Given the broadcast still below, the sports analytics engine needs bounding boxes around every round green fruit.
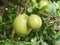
[14,13,30,35]
[39,0,49,9]
[28,14,42,30]
[39,0,50,13]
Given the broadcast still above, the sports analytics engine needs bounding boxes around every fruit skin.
[14,13,30,35]
[28,14,42,30]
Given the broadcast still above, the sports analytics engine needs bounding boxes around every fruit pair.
[13,13,42,35]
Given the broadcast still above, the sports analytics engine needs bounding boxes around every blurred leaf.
[0,16,2,23]
[56,39,60,45]
[57,1,60,8]
[41,42,48,45]
[5,42,10,45]
[27,7,33,13]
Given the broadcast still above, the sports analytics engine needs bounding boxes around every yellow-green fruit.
[14,14,30,35]
[39,0,49,9]
[28,14,42,30]
[39,0,50,13]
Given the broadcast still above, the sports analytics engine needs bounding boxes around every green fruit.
[28,14,42,30]
[14,13,30,35]
[39,0,49,9]
[39,0,50,13]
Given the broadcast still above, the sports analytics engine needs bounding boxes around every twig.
[48,18,60,31]
[38,11,60,31]
[16,5,24,15]
[39,11,50,17]
[11,29,15,39]
[55,25,60,31]
[24,0,30,13]
[16,5,20,16]
[37,11,55,19]
[19,8,24,14]
[11,4,21,38]
[49,18,60,24]
[0,40,5,42]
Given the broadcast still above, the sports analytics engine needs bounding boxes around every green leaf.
[27,7,33,13]
[32,3,38,8]
[57,1,60,9]
[0,16,2,23]
[41,42,48,45]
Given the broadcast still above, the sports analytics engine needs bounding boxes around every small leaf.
[32,3,38,8]
[27,7,33,13]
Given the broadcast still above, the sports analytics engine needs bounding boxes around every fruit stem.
[11,29,15,39]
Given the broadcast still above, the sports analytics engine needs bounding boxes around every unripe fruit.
[39,0,49,9]
[14,13,30,35]
[28,14,42,30]
[39,0,50,13]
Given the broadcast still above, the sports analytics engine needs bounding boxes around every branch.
[55,25,60,31]
[37,11,55,19]
[49,18,60,24]
[24,0,30,13]
[0,40,5,42]
[49,18,60,31]
[16,5,20,16]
